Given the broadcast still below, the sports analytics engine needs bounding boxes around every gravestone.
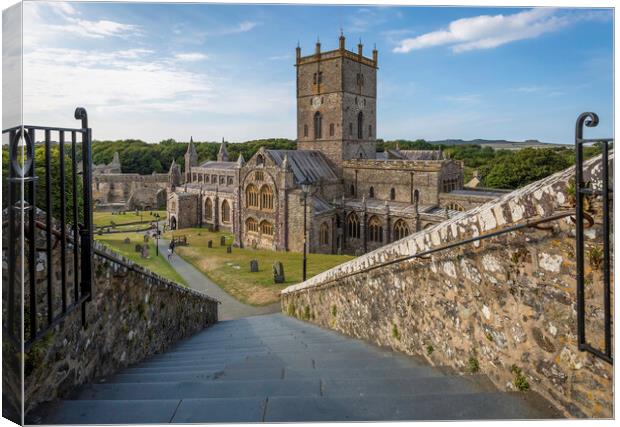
[135,244,142,253]
[143,234,149,243]
[123,237,131,244]
[227,245,232,254]
[220,236,226,246]
[273,262,285,284]
[207,240,213,248]
[141,246,149,258]
[250,260,259,273]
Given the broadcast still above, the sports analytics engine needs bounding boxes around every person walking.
[167,241,173,261]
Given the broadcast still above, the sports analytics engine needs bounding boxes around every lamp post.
[155,213,160,256]
[300,180,311,282]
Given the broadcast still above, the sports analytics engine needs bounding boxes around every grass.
[95,230,187,286]
[163,228,354,306]
[93,210,166,227]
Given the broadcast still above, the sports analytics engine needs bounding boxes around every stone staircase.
[34,314,562,423]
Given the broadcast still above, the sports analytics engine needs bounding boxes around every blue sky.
[15,2,613,144]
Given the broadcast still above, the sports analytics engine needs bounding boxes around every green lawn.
[163,228,354,306]
[95,230,187,287]
[93,210,166,227]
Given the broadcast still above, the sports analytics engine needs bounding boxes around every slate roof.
[266,150,339,184]
[448,189,507,198]
[198,161,238,170]
[397,150,443,161]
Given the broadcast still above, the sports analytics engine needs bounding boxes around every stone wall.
[22,238,218,417]
[281,154,613,418]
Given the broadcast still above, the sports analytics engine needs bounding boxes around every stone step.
[83,376,493,401]
[74,379,321,400]
[262,392,563,421]
[107,366,445,383]
[37,391,561,424]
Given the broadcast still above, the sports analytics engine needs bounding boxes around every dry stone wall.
[18,236,218,417]
[281,154,613,418]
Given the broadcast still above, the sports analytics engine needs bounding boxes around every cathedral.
[167,35,505,255]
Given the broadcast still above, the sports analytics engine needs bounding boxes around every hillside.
[426,139,568,150]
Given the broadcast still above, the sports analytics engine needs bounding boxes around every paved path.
[35,314,562,423]
[157,237,280,320]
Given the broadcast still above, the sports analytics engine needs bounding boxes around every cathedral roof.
[198,161,237,170]
[266,150,339,184]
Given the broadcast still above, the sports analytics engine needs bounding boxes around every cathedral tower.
[296,33,378,174]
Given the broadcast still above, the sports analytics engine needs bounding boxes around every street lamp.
[300,180,311,282]
[155,213,160,256]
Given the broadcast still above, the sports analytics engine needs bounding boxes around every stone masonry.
[4,220,219,418]
[281,154,614,418]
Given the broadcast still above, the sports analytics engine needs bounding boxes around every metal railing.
[3,108,93,348]
[575,112,613,364]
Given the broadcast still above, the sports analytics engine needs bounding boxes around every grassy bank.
[163,228,353,306]
[95,230,187,286]
[93,210,166,227]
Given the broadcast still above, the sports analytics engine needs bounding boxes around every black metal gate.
[3,107,93,349]
[574,112,613,364]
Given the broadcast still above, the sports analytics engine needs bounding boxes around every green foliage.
[331,305,337,317]
[468,356,480,373]
[91,138,296,175]
[588,246,604,271]
[426,344,434,355]
[510,365,530,391]
[303,305,311,320]
[392,324,400,341]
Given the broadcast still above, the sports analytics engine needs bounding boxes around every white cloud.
[393,8,570,54]
[23,1,141,47]
[219,21,259,35]
[174,52,209,61]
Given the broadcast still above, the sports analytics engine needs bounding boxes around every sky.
[5,1,614,144]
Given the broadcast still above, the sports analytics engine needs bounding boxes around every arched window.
[390,188,396,201]
[357,111,363,139]
[246,217,258,233]
[246,184,259,208]
[368,216,382,243]
[314,112,322,139]
[329,123,335,136]
[369,186,374,198]
[205,198,213,220]
[260,185,274,211]
[260,220,274,236]
[303,124,308,137]
[347,213,360,239]
[394,219,410,241]
[350,184,355,196]
[221,200,231,223]
[349,122,353,136]
[256,154,264,166]
[319,222,329,245]
[446,202,465,212]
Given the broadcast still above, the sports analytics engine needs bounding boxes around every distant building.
[92,152,179,211]
[168,35,502,255]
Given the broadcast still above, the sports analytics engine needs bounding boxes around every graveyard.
[163,228,354,306]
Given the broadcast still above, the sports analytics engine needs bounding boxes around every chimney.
[358,39,363,57]
[372,44,378,65]
[296,42,301,63]
[315,38,321,55]
[339,30,345,51]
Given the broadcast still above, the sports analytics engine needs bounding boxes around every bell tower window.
[314,111,322,139]
[303,124,308,137]
[357,111,363,139]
